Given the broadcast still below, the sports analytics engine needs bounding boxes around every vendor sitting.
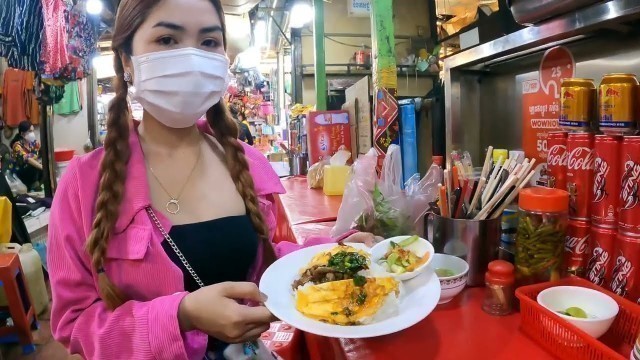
[10,121,43,190]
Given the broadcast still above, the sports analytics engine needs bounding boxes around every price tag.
[539,46,576,99]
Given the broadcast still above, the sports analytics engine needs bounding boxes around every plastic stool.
[261,321,302,360]
[0,254,37,354]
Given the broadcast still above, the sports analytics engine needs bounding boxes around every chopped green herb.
[328,251,369,275]
[330,312,339,316]
[353,274,367,287]
[356,291,367,305]
[343,307,353,317]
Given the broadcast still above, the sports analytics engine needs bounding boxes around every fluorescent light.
[254,20,267,47]
[86,0,103,15]
[290,3,314,28]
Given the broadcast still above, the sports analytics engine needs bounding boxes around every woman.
[48,1,371,359]
[236,111,254,146]
[9,120,42,190]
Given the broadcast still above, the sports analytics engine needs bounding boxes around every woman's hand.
[342,232,381,247]
[178,282,277,343]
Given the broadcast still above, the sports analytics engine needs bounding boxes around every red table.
[276,177,555,360]
[275,177,342,244]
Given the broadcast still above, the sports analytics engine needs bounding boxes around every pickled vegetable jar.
[515,187,569,285]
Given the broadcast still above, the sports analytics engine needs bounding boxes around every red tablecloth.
[274,178,555,360]
[274,177,342,244]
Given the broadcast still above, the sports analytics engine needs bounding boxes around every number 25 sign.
[539,46,576,99]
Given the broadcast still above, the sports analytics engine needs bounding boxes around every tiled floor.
[1,305,78,360]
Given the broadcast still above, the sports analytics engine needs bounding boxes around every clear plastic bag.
[307,159,329,189]
[331,145,443,239]
[4,171,27,195]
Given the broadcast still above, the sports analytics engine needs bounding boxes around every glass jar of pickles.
[515,187,569,286]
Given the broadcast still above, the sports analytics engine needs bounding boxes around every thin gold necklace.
[142,142,203,215]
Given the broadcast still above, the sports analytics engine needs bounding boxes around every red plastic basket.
[516,277,640,360]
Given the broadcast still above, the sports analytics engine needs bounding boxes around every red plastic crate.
[516,277,640,360]
[261,321,302,360]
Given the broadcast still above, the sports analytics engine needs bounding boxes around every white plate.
[259,243,441,338]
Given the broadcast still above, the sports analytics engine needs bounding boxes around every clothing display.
[164,215,259,357]
[53,81,80,115]
[40,0,69,77]
[0,0,44,71]
[2,68,40,126]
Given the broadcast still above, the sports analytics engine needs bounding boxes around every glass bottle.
[483,260,515,316]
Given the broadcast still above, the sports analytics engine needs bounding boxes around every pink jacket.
[48,123,337,359]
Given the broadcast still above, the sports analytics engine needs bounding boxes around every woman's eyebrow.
[152,21,185,32]
[200,25,223,34]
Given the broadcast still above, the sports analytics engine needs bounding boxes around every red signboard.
[307,110,352,166]
[522,46,576,185]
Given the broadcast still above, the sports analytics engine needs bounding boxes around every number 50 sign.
[539,46,576,99]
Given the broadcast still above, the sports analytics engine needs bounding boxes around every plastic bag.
[4,172,27,196]
[307,159,328,189]
[331,145,443,239]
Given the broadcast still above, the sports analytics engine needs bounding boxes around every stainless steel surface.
[444,0,640,162]
[509,0,602,25]
[428,214,501,287]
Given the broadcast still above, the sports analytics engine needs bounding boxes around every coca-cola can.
[586,226,616,288]
[610,232,640,303]
[564,219,591,277]
[566,132,595,220]
[620,136,640,235]
[547,131,568,190]
[592,135,622,227]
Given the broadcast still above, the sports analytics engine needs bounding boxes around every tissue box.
[323,165,350,196]
[307,110,352,166]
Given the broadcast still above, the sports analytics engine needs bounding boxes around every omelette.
[295,277,400,325]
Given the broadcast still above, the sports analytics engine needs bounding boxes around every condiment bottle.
[515,187,569,286]
[483,260,515,316]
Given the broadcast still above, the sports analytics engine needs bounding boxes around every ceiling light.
[290,3,314,28]
[253,20,267,47]
[86,0,103,15]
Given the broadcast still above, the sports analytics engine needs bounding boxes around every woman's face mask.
[24,131,36,143]
[128,47,230,128]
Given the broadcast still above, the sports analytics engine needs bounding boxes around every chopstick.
[438,184,449,218]
[468,176,486,217]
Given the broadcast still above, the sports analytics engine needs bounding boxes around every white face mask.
[24,132,36,143]
[129,48,230,128]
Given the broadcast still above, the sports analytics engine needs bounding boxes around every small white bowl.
[537,286,619,339]
[430,254,469,304]
[370,236,434,281]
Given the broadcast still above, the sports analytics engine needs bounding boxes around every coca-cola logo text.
[567,147,594,171]
[548,145,567,167]
[593,156,610,203]
[565,235,589,255]
[587,247,609,286]
[621,158,640,210]
[611,255,633,296]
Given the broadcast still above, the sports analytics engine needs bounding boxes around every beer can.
[610,232,640,302]
[592,135,622,227]
[564,219,590,277]
[599,73,639,135]
[566,132,595,220]
[546,131,568,190]
[586,225,616,288]
[560,78,596,132]
[619,136,640,235]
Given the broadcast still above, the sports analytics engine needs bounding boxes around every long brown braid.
[87,0,272,310]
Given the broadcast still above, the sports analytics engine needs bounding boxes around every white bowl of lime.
[371,235,434,281]
[537,286,619,339]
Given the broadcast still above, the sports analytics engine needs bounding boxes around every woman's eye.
[201,38,221,48]
[156,36,177,46]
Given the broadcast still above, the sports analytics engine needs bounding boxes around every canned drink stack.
[547,131,568,190]
[599,73,639,135]
[619,136,640,235]
[610,232,640,302]
[586,226,616,288]
[564,219,591,277]
[560,78,596,132]
[566,133,595,220]
[591,135,622,228]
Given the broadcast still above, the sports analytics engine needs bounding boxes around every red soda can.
[546,131,568,190]
[591,135,622,227]
[586,226,617,288]
[619,136,640,235]
[563,219,591,277]
[610,232,640,302]
[566,132,595,220]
